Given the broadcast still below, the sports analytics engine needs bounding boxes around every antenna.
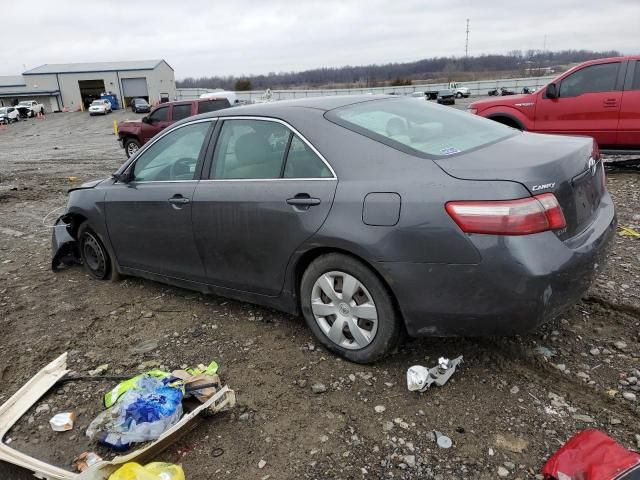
[465,18,470,57]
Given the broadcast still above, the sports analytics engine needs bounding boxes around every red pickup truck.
[117,97,231,157]
[469,56,640,152]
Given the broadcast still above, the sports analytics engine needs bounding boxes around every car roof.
[210,94,391,118]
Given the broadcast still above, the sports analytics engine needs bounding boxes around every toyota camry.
[51,95,616,363]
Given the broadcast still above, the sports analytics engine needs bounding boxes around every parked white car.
[88,99,112,116]
[0,106,20,124]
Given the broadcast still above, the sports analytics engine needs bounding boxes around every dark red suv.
[117,97,231,157]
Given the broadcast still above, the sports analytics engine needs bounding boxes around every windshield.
[0,108,7,114]
[91,100,103,106]
[326,97,515,157]
[134,99,148,105]
[18,101,31,106]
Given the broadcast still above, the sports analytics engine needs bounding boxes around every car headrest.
[386,117,407,137]
[234,132,269,165]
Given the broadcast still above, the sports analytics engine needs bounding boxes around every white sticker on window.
[439,147,461,155]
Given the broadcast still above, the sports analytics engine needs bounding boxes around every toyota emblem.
[588,157,597,176]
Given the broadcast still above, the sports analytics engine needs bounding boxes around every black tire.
[456,92,463,98]
[300,253,403,363]
[124,138,141,158]
[78,222,120,281]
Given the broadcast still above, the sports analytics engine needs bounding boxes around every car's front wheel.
[78,222,119,281]
[124,138,141,158]
[300,253,403,363]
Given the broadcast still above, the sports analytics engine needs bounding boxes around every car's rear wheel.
[78,222,119,281]
[300,253,403,363]
[124,138,141,158]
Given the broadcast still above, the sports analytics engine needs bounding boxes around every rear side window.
[632,62,640,90]
[284,135,332,178]
[198,99,231,114]
[172,103,192,121]
[327,97,514,158]
[559,62,620,97]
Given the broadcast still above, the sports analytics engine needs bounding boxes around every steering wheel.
[169,157,195,180]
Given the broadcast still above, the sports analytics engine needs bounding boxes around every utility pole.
[465,18,470,57]
[543,34,547,52]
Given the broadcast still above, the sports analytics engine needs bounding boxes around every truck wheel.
[456,92,463,98]
[124,138,141,158]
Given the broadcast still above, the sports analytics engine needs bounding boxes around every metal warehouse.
[0,59,175,112]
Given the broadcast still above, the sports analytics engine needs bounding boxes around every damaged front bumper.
[51,216,78,271]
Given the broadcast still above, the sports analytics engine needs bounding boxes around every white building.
[0,59,176,112]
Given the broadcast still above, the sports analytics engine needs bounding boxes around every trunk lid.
[434,132,605,240]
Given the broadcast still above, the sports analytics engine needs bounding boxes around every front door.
[535,61,623,147]
[619,60,640,148]
[105,120,213,281]
[192,118,337,295]
[140,104,172,143]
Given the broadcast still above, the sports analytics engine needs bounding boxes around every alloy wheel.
[311,271,378,350]
[126,142,139,156]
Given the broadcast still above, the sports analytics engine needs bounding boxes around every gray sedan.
[52,95,616,363]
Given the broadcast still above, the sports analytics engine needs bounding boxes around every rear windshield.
[326,97,515,157]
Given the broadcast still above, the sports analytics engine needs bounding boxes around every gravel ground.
[0,109,638,480]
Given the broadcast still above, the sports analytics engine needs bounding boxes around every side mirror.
[112,172,130,183]
[546,83,558,99]
[142,116,150,124]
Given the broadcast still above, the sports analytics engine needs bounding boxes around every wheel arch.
[483,110,528,130]
[291,247,406,329]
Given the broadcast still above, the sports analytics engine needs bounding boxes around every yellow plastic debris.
[619,226,640,238]
[68,176,78,182]
[108,462,185,480]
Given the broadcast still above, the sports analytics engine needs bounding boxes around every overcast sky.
[3,0,638,78]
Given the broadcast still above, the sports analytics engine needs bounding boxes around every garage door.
[121,77,148,97]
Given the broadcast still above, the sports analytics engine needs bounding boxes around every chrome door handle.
[168,196,190,205]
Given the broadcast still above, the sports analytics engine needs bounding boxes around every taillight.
[601,160,607,190]
[445,193,566,235]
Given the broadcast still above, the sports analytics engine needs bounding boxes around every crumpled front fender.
[51,215,79,271]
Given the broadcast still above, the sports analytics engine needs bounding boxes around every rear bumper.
[376,192,617,337]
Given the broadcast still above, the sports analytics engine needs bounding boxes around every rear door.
[140,104,172,143]
[105,120,214,281]
[192,117,337,295]
[534,61,624,147]
[618,60,640,148]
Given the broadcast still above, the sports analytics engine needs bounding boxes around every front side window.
[172,104,192,121]
[327,97,514,158]
[148,106,168,122]
[132,122,211,182]
[211,119,290,179]
[559,62,620,98]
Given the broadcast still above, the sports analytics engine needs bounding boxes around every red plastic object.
[542,430,640,480]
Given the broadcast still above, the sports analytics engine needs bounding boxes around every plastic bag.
[108,462,185,480]
[87,376,183,450]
